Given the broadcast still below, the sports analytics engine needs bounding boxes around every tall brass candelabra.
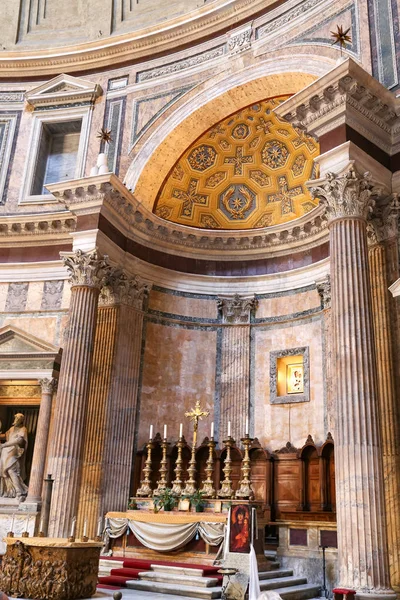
[200,438,216,498]
[153,438,169,496]
[218,437,235,498]
[183,400,209,495]
[236,435,254,499]
[136,439,154,497]
[171,437,185,496]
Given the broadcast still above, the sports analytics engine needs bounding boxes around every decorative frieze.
[217,294,257,324]
[228,27,252,55]
[62,250,111,289]
[369,195,400,243]
[100,270,151,310]
[308,166,376,221]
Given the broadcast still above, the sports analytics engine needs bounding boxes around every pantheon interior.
[0,0,399,599]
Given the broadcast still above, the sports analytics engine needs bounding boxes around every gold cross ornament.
[185,400,210,433]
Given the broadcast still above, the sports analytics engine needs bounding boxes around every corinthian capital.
[62,249,111,289]
[369,195,400,243]
[308,166,376,221]
[38,378,57,394]
[100,269,152,310]
[217,294,257,324]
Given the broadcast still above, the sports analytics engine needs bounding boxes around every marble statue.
[0,413,28,501]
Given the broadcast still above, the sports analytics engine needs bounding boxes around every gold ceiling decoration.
[154,97,320,230]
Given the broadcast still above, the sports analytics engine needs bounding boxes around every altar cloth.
[105,512,226,552]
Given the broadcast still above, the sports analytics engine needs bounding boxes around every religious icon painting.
[286,363,304,394]
[229,504,251,553]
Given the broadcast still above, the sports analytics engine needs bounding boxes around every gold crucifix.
[183,400,210,495]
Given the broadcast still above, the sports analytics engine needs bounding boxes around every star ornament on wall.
[97,128,113,144]
[331,25,352,52]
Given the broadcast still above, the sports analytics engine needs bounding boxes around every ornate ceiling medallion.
[154,97,319,230]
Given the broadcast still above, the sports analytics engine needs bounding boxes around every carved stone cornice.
[274,58,400,155]
[217,294,257,324]
[369,195,400,244]
[48,174,329,261]
[316,275,331,309]
[61,249,111,289]
[308,165,376,222]
[100,269,152,310]
[0,212,76,245]
[228,25,252,55]
[38,378,57,395]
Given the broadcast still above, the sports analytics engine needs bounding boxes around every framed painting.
[229,504,251,553]
[286,363,304,394]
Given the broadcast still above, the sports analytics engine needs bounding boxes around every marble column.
[217,295,257,442]
[309,167,395,599]
[316,277,334,434]
[25,378,57,506]
[77,271,150,538]
[48,249,110,538]
[368,198,400,592]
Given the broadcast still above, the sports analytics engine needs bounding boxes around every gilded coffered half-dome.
[154,98,320,230]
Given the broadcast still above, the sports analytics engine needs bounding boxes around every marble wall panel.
[2,315,58,346]
[253,317,325,451]
[41,280,64,310]
[257,289,320,320]
[148,289,218,320]
[138,321,217,446]
[26,281,44,311]
[5,282,28,311]
[0,284,8,312]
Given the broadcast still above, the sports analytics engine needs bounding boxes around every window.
[20,107,92,205]
[31,120,82,195]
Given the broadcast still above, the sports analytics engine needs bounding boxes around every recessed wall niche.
[270,346,310,404]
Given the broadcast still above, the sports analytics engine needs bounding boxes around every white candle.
[163,424,167,439]
[245,417,249,435]
[211,422,214,439]
[70,517,76,538]
[39,517,44,533]
[97,517,102,538]
[179,423,183,438]
[149,424,153,440]
[24,514,30,533]
[228,421,231,437]
[10,513,15,533]
[83,518,87,538]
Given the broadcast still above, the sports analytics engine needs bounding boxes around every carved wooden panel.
[274,454,301,516]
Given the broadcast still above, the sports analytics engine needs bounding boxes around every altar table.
[0,537,103,600]
[105,510,226,552]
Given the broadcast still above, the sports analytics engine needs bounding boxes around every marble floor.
[11,590,200,600]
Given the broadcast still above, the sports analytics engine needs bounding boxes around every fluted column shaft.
[48,250,109,538]
[309,168,395,599]
[77,272,149,538]
[26,378,56,504]
[369,240,400,591]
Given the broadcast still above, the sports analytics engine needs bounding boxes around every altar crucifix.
[183,400,210,495]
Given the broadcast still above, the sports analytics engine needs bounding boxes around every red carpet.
[98,557,222,588]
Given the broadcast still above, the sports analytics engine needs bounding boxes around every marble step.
[259,569,294,580]
[151,564,206,577]
[270,583,321,600]
[260,576,308,590]
[139,571,220,588]
[126,579,223,598]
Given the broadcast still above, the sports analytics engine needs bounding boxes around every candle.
[10,513,15,533]
[179,423,183,438]
[211,422,214,439]
[39,517,44,533]
[245,417,249,436]
[83,518,87,538]
[70,517,76,538]
[97,517,102,538]
[163,424,167,439]
[228,421,231,437]
[24,514,30,532]
[149,424,153,440]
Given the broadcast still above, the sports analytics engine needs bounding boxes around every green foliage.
[153,488,176,512]
[128,498,137,510]
[185,489,206,508]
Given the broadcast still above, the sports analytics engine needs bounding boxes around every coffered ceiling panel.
[154,97,320,230]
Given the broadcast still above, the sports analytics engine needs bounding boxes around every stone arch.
[125,52,336,212]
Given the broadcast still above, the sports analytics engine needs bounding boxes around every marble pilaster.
[48,249,110,538]
[309,167,395,599]
[217,295,256,442]
[368,198,400,592]
[77,271,150,538]
[25,378,57,506]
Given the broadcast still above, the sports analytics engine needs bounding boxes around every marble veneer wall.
[137,284,329,453]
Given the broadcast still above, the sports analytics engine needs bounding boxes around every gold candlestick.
[183,400,210,496]
[236,435,254,499]
[171,437,185,496]
[218,437,235,498]
[136,439,154,497]
[153,438,169,496]
[200,438,216,498]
